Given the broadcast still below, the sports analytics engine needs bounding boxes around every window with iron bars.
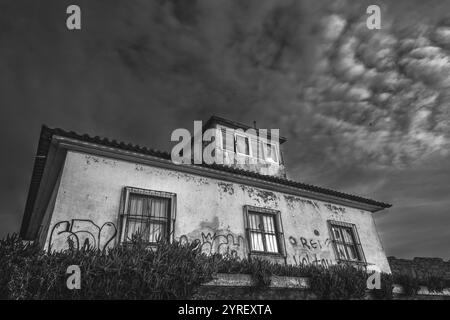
[119,187,176,244]
[327,220,366,265]
[243,205,286,256]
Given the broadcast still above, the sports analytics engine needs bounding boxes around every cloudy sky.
[1,0,449,259]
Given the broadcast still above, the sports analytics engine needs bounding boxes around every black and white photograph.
[1,0,450,310]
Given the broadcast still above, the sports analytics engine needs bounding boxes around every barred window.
[244,206,286,256]
[120,187,176,244]
[328,220,366,264]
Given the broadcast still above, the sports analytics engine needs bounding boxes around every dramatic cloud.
[0,0,449,258]
[286,9,450,175]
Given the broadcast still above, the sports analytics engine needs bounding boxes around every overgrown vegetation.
[308,264,368,299]
[392,273,450,296]
[424,275,449,293]
[214,255,372,299]
[393,274,420,296]
[3,233,445,300]
[371,273,394,300]
[1,233,215,299]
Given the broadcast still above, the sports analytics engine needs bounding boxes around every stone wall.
[193,286,316,300]
[193,285,450,300]
[192,273,450,300]
[388,256,450,279]
[192,273,315,299]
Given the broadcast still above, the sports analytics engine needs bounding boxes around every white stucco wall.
[44,150,391,273]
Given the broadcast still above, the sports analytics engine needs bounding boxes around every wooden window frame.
[327,220,366,266]
[243,205,286,257]
[259,140,279,164]
[119,187,176,245]
[220,128,253,157]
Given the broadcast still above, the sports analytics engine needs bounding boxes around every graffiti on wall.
[289,231,334,267]
[179,229,247,258]
[48,219,117,252]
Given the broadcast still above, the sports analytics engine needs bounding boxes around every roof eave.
[52,133,392,213]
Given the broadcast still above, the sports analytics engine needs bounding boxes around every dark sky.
[1,0,449,259]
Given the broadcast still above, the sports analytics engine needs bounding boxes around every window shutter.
[274,211,286,258]
[118,188,130,244]
[275,212,287,257]
[352,224,366,263]
[243,205,251,255]
[170,194,177,243]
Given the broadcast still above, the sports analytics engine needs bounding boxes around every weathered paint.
[43,150,391,273]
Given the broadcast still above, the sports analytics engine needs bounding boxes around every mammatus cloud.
[285,7,450,176]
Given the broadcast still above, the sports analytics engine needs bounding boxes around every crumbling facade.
[20,116,392,272]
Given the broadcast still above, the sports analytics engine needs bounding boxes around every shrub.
[371,273,394,300]
[0,234,43,299]
[422,275,448,293]
[1,233,400,300]
[394,273,420,296]
[247,259,273,289]
[213,255,274,288]
[1,233,216,299]
[390,273,450,296]
[308,264,367,300]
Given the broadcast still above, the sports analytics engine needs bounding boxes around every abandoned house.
[20,116,392,273]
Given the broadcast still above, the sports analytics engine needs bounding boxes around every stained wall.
[43,150,391,273]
